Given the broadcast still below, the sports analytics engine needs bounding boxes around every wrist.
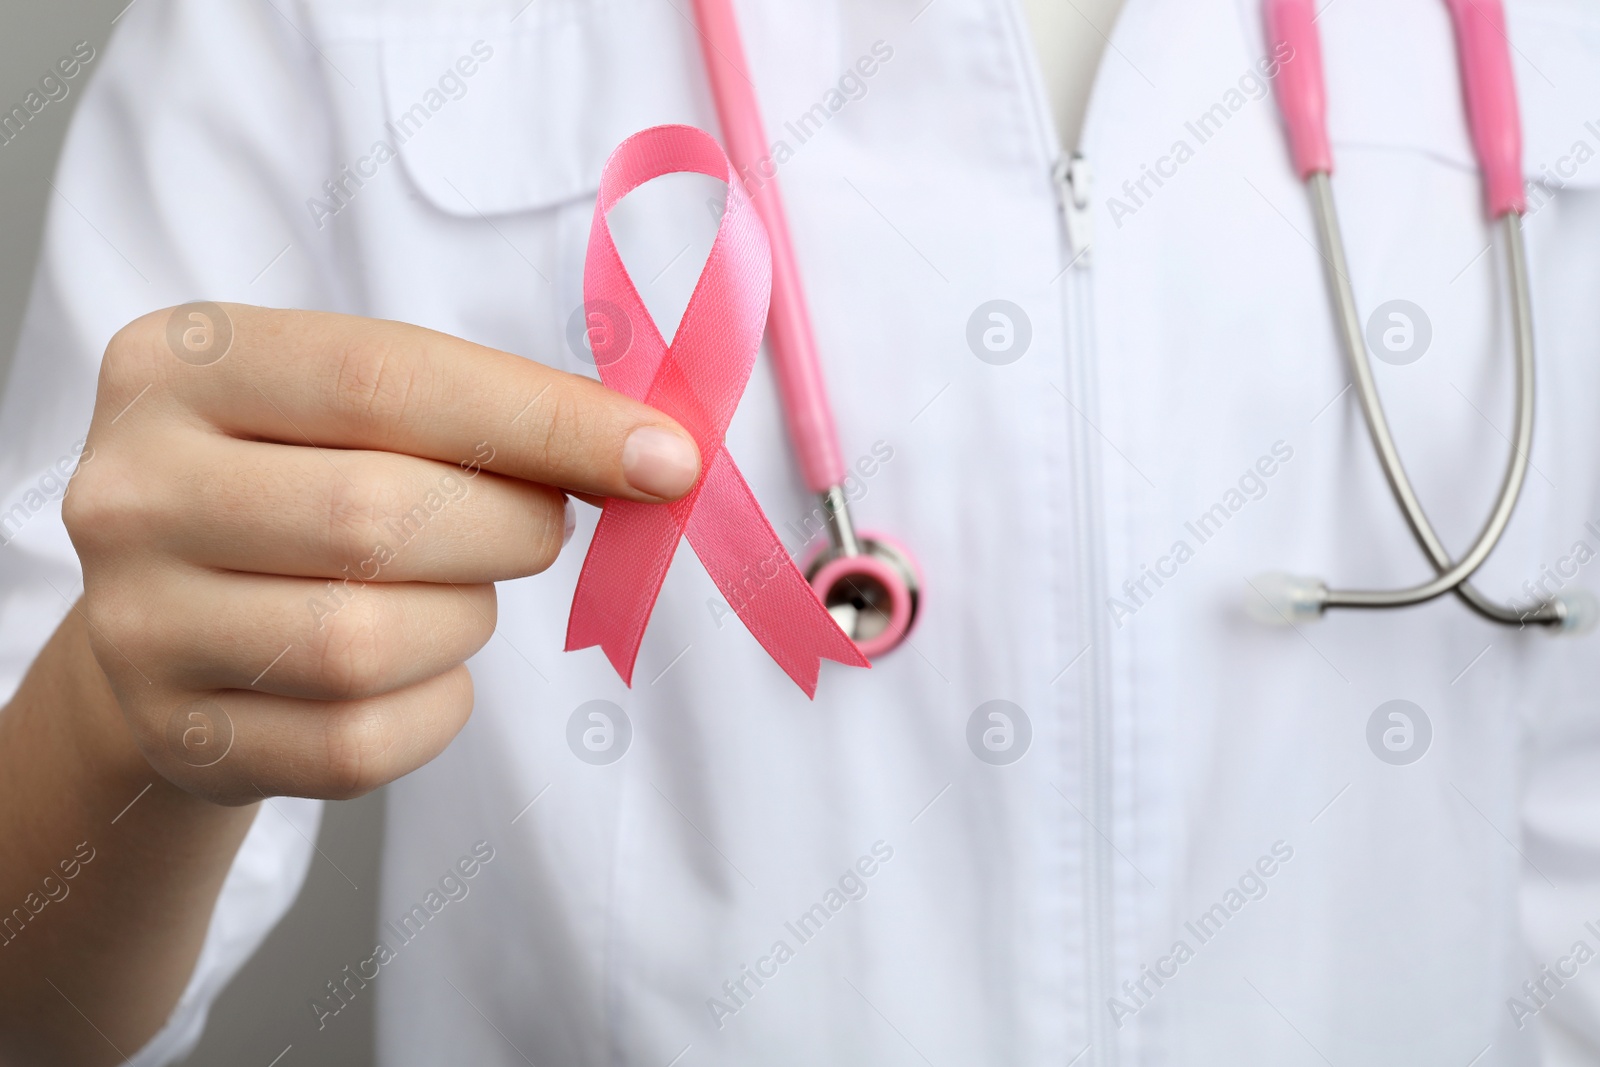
[0,600,259,1063]
[30,601,244,821]
[55,601,170,794]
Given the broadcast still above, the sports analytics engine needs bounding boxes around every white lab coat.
[4,0,1600,1063]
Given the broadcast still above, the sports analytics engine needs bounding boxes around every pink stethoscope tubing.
[1264,0,1524,215]
[687,0,921,657]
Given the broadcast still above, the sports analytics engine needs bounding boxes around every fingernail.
[622,426,700,499]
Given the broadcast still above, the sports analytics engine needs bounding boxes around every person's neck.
[1019,0,1128,152]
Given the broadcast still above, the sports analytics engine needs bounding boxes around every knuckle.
[62,456,151,553]
[332,333,423,435]
[79,585,123,641]
[119,698,166,761]
[524,491,568,574]
[322,471,393,566]
[308,600,389,700]
[460,583,498,646]
[81,583,157,677]
[320,702,396,799]
[100,312,167,389]
[525,387,589,478]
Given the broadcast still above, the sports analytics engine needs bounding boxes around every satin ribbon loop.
[565,125,868,697]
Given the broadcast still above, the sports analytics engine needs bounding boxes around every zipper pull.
[1053,153,1093,266]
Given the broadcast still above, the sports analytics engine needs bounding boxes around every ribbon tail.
[686,449,868,698]
[566,499,687,685]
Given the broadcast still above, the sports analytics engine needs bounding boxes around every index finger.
[130,305,702,503]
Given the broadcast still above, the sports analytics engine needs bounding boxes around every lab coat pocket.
[374,1,707,219]
[299,2,715,355]
[1231,0,1600,191]
[1510,1,1600,193]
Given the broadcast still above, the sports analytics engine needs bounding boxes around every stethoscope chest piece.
[805,532,921,659]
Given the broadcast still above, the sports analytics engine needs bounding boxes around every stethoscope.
[689,0,1591,649]
[690,0,922,657]
[1251,0,1595,632]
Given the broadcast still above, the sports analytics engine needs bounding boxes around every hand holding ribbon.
[565,125,868,697]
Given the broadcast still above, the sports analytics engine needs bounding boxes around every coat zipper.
[1054,151,1119,1067]
[1055,154,1094,267]
[995,1,1117,1056]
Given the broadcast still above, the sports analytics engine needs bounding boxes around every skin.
[0,305,701,1065]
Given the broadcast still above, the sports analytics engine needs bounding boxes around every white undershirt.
[1020,0,1128,151]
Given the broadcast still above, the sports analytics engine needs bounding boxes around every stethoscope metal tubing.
[820,485,862,557]
[1305,172,1561,626]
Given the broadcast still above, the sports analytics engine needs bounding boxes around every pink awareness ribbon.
[565,125,869,697]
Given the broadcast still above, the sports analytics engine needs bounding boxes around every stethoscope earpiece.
[1245,572,1327,627]
[1554,589,1600,634]
[1245,572,1599,637]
